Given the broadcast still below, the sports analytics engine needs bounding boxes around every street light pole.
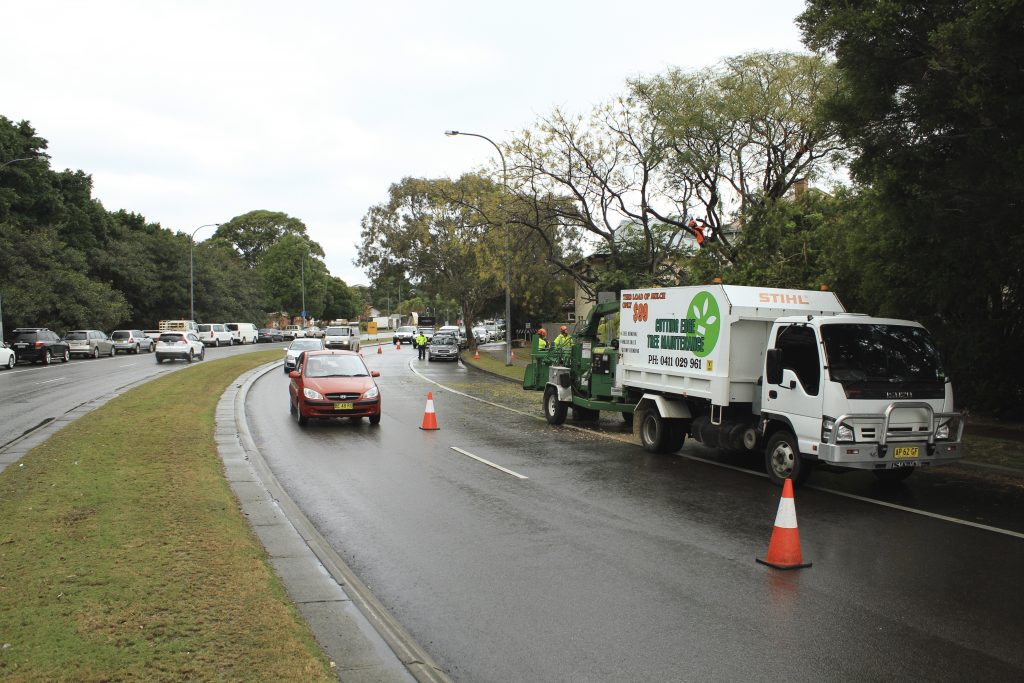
[189,223,220,322]
[444,130,513,366]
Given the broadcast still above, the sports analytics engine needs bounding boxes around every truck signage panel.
[621,288,726,372]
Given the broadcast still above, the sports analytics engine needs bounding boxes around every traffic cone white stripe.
[773,497,798,529]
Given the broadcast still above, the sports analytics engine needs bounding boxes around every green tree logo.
[689,291,720,358]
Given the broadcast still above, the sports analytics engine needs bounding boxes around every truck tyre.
[765,430,813,486]
[640,411,672,453]
[873,467,915,484]
[543,386,568,425]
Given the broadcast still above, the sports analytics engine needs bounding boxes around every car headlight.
[303,387,323,400]
[362,385,379,400]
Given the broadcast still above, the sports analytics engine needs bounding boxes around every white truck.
[523,285,964,485]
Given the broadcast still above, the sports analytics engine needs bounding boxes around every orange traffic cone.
[511,350,516,360]
[757,479,811,570]
[377,344,382,354]
[419,392,440,431]
[473,350,480,360]
[396,340,401,349]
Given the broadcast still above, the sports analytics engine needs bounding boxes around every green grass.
[462,350,528,382]
[962,434,1024,471]
[0,351,335,682]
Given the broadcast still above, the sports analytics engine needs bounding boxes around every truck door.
[764,324,824,453]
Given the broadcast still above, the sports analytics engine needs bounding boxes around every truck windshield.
[820,324,946,397]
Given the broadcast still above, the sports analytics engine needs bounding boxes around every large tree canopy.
[799,0,1024,413]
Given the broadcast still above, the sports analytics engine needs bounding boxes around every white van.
[226,322,257,344]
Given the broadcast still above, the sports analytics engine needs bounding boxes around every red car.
[288,350,381,426]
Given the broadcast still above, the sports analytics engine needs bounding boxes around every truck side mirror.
[766,349,783,385]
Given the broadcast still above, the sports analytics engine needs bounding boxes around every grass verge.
[461,351,527,383]
[0,351,335,682]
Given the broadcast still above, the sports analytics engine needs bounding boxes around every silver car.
[111,329,154,354]
[283,337,325,373]
[64,329,115,359]
[427,334,459,362]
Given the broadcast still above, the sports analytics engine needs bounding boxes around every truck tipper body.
[523,285,964,485]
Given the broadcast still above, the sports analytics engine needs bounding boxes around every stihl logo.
[759,293,810,305]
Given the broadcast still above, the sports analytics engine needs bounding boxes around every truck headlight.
[303,387,324,400]
[935,422,950,440]
[822,417,855,443]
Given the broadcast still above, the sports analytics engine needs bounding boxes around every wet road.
[247,348,1024,682]
[0,341,282,451]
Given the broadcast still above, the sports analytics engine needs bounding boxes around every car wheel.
[187,350,194,363]
[289,395,296,414]
[295,401,308,426]
[92,346,99,359]
[133,344,140,354]
[764,430,813,486]
[61,349,70,363]
[214,339,220,348]
[41,349,51,366]
[109,345,115,357]
[156,356,164,364]
[369,413,381,425]
[6,354,15,369]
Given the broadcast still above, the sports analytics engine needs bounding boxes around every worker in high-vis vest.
[553,325,572,351]
[535,328,548,351]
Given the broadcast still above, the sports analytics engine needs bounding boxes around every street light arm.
[444,130,507,186]
[189,223,222,323]
[0,157,35,170]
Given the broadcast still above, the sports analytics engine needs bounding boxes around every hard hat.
[560,326,568,333]
[538,328,547,336]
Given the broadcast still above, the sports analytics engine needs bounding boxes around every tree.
[799,0,1024,414]
[632,51,847,265]
[213,210,314,269]
[257,233,329,319]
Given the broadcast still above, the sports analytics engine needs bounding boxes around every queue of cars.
[1,321,286,368]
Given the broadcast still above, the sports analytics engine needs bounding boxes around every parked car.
[283,337,325,373]
[257,328,284,343]
[64,329,115,359]
[143,330,162,342]
[393,326,416,346]
[283,324,303,340]
[472,326,488,344]
[196,323,233,347]
[428,334,459,362]
[0,342,15,370]
[324,325,359,352]
[8,328,70,365]
[226,322,258,344]
[288,350,381,426]
[155,331,205,363]
[305,326,324,338]
[111,329,154,354]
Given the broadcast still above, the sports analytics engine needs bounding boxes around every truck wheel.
[543,386,568,425]
[874,467,915,484]
[765,431,813,486]
[665,420,687,453]
[640,411,668,453]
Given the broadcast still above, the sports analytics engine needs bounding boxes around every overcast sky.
[3,0,809,285]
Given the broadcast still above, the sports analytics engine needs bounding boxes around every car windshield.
[398,327,415,333]
[432,336,454,345]
[304,355,369,378]
[326,327,349,335]
[64,331,88,340]
[820,323,945,384]
[290,339,322,350]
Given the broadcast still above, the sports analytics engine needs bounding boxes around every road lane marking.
[411,359,1024,540]
[450,447,528,480]
[37,377,66,385]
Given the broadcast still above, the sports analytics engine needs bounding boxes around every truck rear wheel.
[765,430,813,486]
[640,412,686,454]
[544,386,567,425]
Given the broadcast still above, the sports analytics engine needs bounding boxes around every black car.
[9,328,71,365]
[257,328,284,343]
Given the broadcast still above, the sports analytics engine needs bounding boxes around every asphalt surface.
[246,346,1024,682]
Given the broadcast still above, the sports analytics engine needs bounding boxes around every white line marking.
[37,377,66,385]
[450,447,528,480]
[409,359,1024,540]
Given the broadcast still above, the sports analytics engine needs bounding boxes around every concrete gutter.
[217,361,450,683]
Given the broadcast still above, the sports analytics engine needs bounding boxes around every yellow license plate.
[333,402,353,411]
[894,447,919,459]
